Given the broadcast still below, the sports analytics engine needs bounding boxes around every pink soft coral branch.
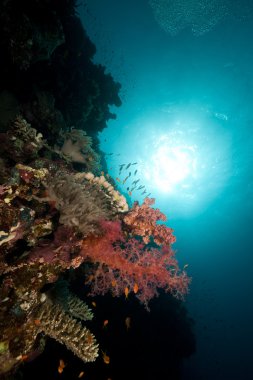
[123,197,176,245]
[81,219,190,308]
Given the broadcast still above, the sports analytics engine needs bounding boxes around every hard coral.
[35,300,99,362]
[0,272,98,375]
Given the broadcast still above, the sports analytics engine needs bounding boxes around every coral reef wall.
[0,0,192,378]
[0,0,123,374]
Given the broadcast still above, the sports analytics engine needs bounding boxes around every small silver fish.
[126,163,131,169]
[141,190,147,195]
[134,170,138,176]
[119,164,125,174]
[123,176,129,184]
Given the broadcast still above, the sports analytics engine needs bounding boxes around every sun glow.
[102,105,232,216]
[149,143,196,192]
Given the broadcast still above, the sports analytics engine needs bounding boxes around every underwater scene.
[0,0,253,379]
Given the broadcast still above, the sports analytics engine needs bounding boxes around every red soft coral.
[123,197,176,246]
[81,220,190,309]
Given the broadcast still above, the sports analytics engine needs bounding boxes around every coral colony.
[0,0,190,376]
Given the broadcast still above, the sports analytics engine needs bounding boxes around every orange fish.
[102,351,110,365]
[116,177,121,183]
[124,287,129,299]
[58,359,65,374]
[78,371,85,378]
[133,283,139,294]
[91,301,96,308]
[86,333,94,345]
[16,354,28,362]
[125,317,131,330]
[128,191,132,196]
[111,280,116,287]
[103,320,109,328]
[34,319,41,326]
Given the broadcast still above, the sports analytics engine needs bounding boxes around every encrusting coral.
[0,116,44,163]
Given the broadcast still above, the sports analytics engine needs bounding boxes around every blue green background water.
[81,1,253,379]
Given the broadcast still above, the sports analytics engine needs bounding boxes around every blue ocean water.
[81,1,253,379]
